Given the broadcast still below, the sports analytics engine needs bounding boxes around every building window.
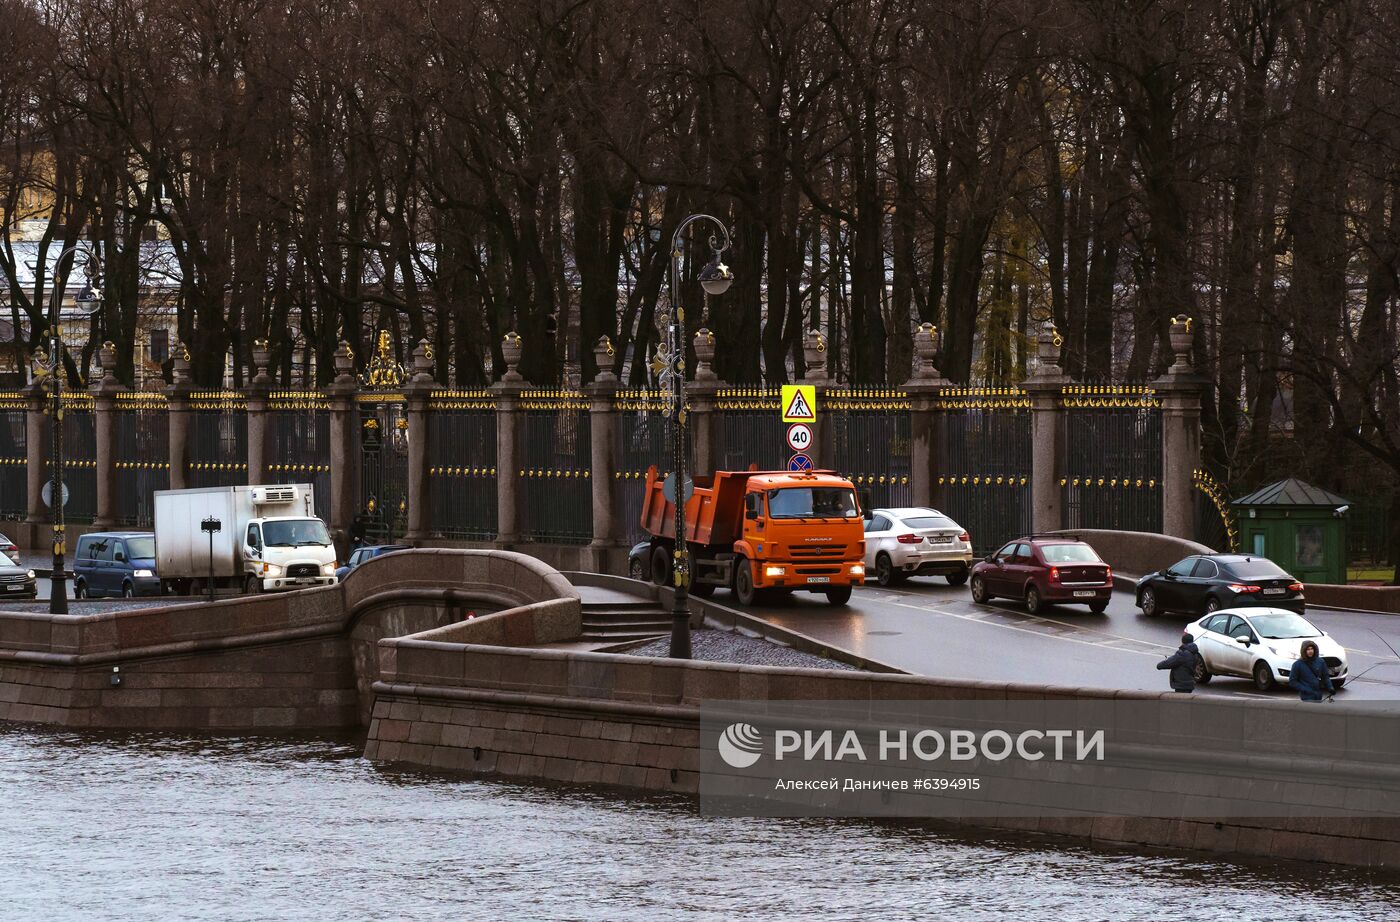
[150,329,169,365]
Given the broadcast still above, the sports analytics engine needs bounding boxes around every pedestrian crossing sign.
[781,384,817,422]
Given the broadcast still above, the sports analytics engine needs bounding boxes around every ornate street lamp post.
[34,244,103,614]
[659,215,733,659]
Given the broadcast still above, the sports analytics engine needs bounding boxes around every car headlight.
[133,569,154,578]
[321,563,336,576]
[25,570,34,579]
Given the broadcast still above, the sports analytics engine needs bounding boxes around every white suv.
[862,507,973,587]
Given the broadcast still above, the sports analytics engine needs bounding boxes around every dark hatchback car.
[970,535,1113,614]
[1135,554,1304,618]
[335,544,409,581]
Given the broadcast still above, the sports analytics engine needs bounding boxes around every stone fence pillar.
[1157,315,1204,541]
[905,323,950,510]
[166,347,193,491]
[402,340,435,547]
[585,336,621,571]
[1024,323,1067,533]
[91,343,120,530]
[246,340,272,484]
[800,329,832,469]
[25,381,50,532]
[688,328,719,477]
[493,333,524,548]
[327,342,358,553]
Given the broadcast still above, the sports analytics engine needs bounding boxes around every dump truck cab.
[640,467,865,606]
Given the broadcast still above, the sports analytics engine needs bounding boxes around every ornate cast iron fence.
[113,392,169,527]
[520,390,592,544]
[1193,468,1238,553]
[617,389,672,546]
[0,392,26,519]
[427,389,498,541]
[715,387,787,471]
[827,388,912,510]
[357,393,409,543]
[188,390,247,488]
[58,392,97,523]
[268,390,331,520]
[935,387,1031,556]
[1060,385,1163,534]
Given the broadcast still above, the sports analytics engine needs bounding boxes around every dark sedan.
[0,551,37,600]
[1135,554,1304,618]
[334,544,409,581]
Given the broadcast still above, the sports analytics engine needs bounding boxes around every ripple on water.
[1,724,1396,921]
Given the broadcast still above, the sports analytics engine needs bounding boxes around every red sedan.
[969,535,1113,614]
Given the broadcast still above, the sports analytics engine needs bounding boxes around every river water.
[2,724,1396,920]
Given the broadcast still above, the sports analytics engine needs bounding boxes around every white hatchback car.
[862,507,973,587]
[1185,608,1348,691]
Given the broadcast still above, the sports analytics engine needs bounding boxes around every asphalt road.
[736,576,1400,700]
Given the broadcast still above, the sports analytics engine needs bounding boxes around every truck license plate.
[806,576,830,584]
[1262,587,1285,595]
[1073,590,1096,598]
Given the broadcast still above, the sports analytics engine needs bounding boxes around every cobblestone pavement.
[629,629,860,670]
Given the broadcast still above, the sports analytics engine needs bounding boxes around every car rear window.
[1039,544,1102,563]
[902,516,956,530]
[1225,558,1288,578]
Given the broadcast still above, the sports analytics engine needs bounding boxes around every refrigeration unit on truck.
[639,466,866,606]
[153,484,338,594]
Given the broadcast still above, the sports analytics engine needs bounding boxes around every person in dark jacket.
[1289,639,1334,702]
[1156,632,1199,693]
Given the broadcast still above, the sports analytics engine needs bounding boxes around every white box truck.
[153,484,338,594]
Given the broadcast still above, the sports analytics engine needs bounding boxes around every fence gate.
[520,390,592,544]
[114,392,169,527]
[827,388,912,510]
[0,392,27,520]
[1061,385,1162,534]
[357,395,409,543]
[188,390,247,488]
[936,388,1031,557]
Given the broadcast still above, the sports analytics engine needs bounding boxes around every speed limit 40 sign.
[785,423,813,453]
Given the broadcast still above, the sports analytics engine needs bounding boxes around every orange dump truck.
[639,466,866,606]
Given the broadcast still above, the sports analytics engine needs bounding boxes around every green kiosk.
[1231,478,1350,585]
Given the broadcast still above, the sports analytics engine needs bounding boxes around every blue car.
[74,532,161,598]
[335,544,409,581]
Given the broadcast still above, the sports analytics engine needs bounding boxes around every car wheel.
[1089,600,1108,614]
[1139,587,1157,617]
[1025,585,1043,615]
[1252,660,1276,691]
[628,556,645,581]
[875,553,897,587]
[1333,679,1345,690]
[1204,596,1221,615]
[1193,655,1213,684]
[650,545,672,587]
[121,582,134,599]
[74,581,87,600]
[734,558,757,606]
[970,575,990,603]
[825,586,853,606]
[946,569,968,587]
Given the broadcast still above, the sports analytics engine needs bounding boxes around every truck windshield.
[125,536,156,558]
[768,488,859,519]
[263,519,331,547]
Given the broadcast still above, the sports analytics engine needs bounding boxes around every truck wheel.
[825,586,853,606]
[244,575,262,595]
[650,545,672,587]
[690,581,716,599]
[734,558,758,606]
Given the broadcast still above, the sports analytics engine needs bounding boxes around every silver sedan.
[862,507,973,587]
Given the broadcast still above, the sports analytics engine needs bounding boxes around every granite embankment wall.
[365,638,1400,869]
[0,550,578,729]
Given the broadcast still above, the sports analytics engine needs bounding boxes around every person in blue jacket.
[1156,632,1199,693]
[1289,639,1334,702]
